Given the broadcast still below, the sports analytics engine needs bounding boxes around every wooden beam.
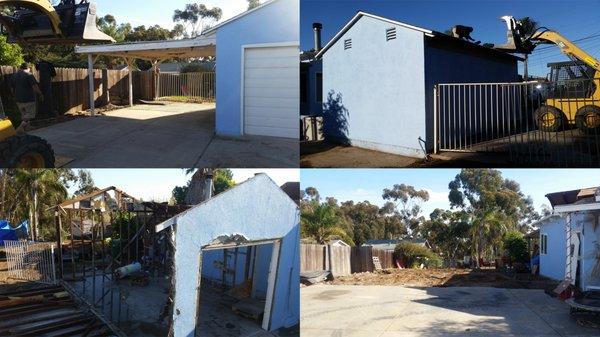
[262,240,281,330]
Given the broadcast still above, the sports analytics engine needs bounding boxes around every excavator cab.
[0,0,114,45]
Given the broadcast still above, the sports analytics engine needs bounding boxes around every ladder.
[565,213,575,284]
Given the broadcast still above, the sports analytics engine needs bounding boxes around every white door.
[243,44,299,138]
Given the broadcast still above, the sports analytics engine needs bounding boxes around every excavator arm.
[0,0,62,36]
[0,0,114,45]
[532,31,600,72]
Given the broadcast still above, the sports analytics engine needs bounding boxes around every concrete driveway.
[301,285,599,337]
[30,103,298,168]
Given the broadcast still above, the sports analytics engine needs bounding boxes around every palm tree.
[13,169,67,241]
[301,201,353,245]
[470,210,508,268]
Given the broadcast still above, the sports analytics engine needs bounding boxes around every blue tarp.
[0,220,28,246]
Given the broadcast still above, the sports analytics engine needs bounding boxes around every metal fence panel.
[435,79,600,167]
[4,240,56,284]
[157,72,215,101]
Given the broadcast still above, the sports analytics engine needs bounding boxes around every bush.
[504,231,528,263]
[394,242,442,268]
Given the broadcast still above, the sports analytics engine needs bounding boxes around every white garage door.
[243,45,299,138]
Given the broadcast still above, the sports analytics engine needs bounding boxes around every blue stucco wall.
[300,59,323,116]
[169,174,300,337]
[423,40,519,151]
[539,212,600,290]
[201,244,273,298]
[321,16,427,158]
[539,217,566,281]
[215,0,299,137]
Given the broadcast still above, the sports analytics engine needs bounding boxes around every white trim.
[240,42,299,136]
[554,202,600,213]
[204,0,279,35]
[155,217,177,233]
[262,239,281,330]
[75,35,216,54]
[315,11,433,59]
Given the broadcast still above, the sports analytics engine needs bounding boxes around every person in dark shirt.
[11,63,43,133]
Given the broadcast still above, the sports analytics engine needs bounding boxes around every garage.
[243,44,299,138]
[75,0,299,140]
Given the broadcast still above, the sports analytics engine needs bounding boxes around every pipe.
[313,23,323,52]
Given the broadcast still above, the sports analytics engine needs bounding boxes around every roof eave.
[203,0,279,35]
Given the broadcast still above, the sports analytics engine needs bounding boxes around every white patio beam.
[554,202,600,213]
[87,54,95,116]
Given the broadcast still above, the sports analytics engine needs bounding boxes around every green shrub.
[394,241,442,268]
[504,231,528,263]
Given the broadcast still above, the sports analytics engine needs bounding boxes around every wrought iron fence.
[157,72,215,101]
[434,78,600,167]
[4,240,56,284]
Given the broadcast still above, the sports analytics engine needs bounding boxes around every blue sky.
[301,0,600,76]
[95,0,250,30]
[66,169,300,202]
[300,169,600,218]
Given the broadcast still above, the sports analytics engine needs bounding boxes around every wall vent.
[344,39,352,50]
[386,27,397,41]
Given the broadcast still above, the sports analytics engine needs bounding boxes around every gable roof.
[315,11,522,62]
[60,186,137,208]
[155,173,297,233]
[315,11,433,59]
[546,187,599,207]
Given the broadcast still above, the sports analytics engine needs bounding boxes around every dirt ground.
[300,141,418,168]
[326,268,559,292]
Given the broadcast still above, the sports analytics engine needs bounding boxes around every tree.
[213,169,235,195]
[12,170,68,241]
[172,186,188,205]
[247,0,261,10]
[421,209,471,266]
[302,187,320,202]
[448,169,538,268]
[382,184,429,235]
[173,3,223,37]
[173,169,235,205]
[73,170,98,196]
[301,200,353,245]
[0,35,24,67]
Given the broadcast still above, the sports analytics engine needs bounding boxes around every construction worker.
[11,62,43,133]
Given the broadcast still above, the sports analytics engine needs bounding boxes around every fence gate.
[4,240,56,284]
[157,72,215,101]
[434,79,600,167]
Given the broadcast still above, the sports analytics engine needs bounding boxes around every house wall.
[200,244,272,298]
[539,212,600,290]
[321,16,427,158]
[215,0,299,137]
[423,40,519,151]
[169,174,299,337]
[539,217,566,281]
[300,60,323,116]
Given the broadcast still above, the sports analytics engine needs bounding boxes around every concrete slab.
[301,285,600,337]
[30,103,298,168]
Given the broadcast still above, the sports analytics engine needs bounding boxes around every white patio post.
[127,58,134,107]
[87,53,95,116]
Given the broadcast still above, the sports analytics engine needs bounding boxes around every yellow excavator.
[496,16,600,133]
[0,0,114,168]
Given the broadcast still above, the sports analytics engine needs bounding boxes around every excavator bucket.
[493,15,534,54]
[0,0,114,45]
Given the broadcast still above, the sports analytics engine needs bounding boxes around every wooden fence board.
[0,66,156,116]
[301,244,395,276]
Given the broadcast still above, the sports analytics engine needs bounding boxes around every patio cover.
[74,33,216,114]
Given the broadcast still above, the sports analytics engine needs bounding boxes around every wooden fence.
[0,66,155,116]
[300,244,395,276]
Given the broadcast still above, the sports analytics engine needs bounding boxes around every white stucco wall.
[539,216,566,281]
[321,16,427,158]
[165,174,300,337]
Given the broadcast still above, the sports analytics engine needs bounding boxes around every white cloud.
[425,189,448,203]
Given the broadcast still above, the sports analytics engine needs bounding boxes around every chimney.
[313,22,323,52]
[203,169,214,201]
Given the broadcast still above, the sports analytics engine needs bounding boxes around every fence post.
[433,84,438,154]
[51,244,56,284]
